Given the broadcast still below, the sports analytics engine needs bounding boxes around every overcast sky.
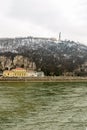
[0,0,87,44]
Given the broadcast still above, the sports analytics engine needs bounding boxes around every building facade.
[3,68,44,77]
[3,68,27,77]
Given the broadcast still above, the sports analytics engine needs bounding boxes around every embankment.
[0,76,87,82]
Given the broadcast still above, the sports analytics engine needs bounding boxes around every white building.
[27,71,44,77]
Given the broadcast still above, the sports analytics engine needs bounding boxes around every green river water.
[0,82,87,130]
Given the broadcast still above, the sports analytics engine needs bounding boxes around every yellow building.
[12,68,26,77]
[3,68,27,77]
[3,70,14,77]
[3,68,44,77]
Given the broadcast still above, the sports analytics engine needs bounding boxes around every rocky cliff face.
[0,55,36,71]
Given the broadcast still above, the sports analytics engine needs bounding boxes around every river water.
[0,82,87,130]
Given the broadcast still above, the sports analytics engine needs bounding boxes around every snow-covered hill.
[0,37,87,75]
[0,37,87,56]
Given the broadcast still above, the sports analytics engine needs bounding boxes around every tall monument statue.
[59,32,61,41]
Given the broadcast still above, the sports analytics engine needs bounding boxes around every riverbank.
[0,76,87,82]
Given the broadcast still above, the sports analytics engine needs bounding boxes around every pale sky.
[0,0,87,44]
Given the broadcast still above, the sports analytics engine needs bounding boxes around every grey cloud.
[0,0,87,44]
[10,0,65,29]
[10,0,87,27]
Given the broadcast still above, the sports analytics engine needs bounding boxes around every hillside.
[0,37,87,76]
